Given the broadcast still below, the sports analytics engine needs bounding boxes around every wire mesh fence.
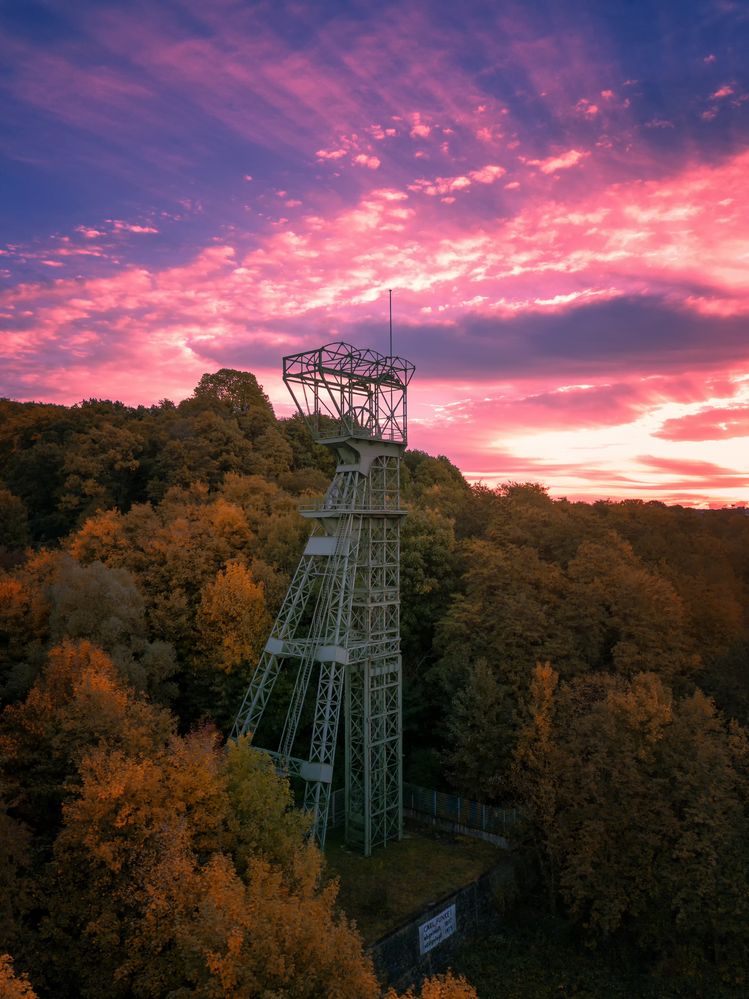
[327,783,519,838]
[403,783,519,838]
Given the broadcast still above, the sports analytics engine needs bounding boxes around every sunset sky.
[2,0,748,505]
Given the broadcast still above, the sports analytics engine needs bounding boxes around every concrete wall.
[368,859,517,993]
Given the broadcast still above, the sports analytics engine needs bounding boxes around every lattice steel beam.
[232,342,414,854]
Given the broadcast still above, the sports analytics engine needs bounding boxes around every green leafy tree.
[566,535,700,683]
[436,541,577,698]
[446,658,516,802]
[0,488,29,555]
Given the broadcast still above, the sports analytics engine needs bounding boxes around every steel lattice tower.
[232,342,415,855]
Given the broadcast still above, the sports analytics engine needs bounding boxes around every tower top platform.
[283,341,415,445]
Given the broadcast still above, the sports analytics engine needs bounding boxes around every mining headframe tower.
[232,341,415,855]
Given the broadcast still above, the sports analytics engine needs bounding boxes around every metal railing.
[327,783,519,839]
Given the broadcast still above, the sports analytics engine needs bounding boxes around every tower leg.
[304,658,346,846]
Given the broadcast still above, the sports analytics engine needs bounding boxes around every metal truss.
[283,341,414,444]
[232,341,414,854]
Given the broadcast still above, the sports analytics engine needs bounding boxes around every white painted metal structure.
[232,342,415,854]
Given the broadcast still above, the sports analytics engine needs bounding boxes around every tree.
[0,575,38,700]
[403,451,471,520]
[0,640,173,844]
[0,955,38,999]
[196,562,271,675]
[551,672,675,938]
[566,535,700,683]
[0,488,29,555]
[512,662,561,907]
[0,805,31,965]
[1,552,177,703]
[514,666,749,983]
[223,735,311,876]
[436,542,577,698]
[400,507,459,664]
[68,490,256,669]
[653,691,749,980]
[58,422,143,523]
[44,731,379,998]
[446,659,516,802]
[387,972,479,999]
[193,368,275,426]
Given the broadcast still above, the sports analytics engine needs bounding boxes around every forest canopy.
[1,370,748,996]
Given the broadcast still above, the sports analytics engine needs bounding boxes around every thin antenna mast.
[388,288,393,356]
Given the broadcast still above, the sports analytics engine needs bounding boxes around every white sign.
[418,903,457,955]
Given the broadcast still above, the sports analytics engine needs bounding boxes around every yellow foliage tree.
[196,561,271,674]
[223,736,311,876]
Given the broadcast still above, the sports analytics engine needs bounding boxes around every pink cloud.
[6,147,749,393]
[654,405,749,442]
[526,149,589,173]
[408,173,472,196]
[352,153,381,169]
[711,84,734,99]
[575,99,599,115]
[316,148,347,160]
[468,164,506,183]
[111,220,159,234]
[4,0,749,516]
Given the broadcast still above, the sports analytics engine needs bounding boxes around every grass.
[324,820,507,943]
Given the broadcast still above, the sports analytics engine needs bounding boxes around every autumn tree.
[43,732,379,998]
[223,735,312,876]
[68,488,255,663]
[0,955,38,999]
[485,481,602,564]
[196,562,271,675]
[386,971,479,999]
[514,667,749,982]
[403,450,471,520]
[0,639,173,845]
[512,662,561,905]
[0,552,177,702]
[436,541,577,699]
[566,534,700,683]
